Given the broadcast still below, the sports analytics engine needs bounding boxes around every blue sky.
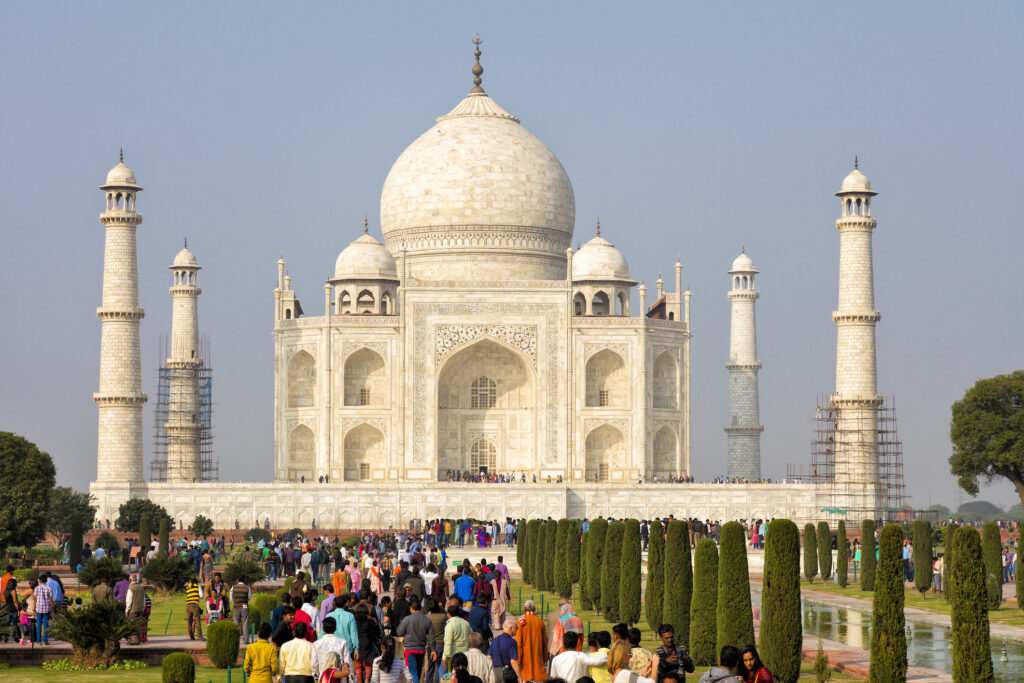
[1,2,1022,508]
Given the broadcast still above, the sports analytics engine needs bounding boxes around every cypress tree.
[544,519,559,593]
[555,519,573,598]
[981,522,1002,610]
[138,516,151,562]
[601,521,625,621]
[803,523,818,583]
[860,519,876,591]
[951,526,994,682]
[662,520,692,647]
[913,520,933,598]
[645,519,665,631]
[579,530,592,610]
[817,521,832,581]
[69,518,83,570]
[587,518,609,613]
[516,519,525,568]
[520,519,531,585]
[716,521,754,652]
[1017,542,1024,613]
[943,522,958,602]
[567,519,582,586]
[157,518,170,559]
[525,519,541,586]
[836,521,849,588]
[689,538,718,667]
[534,520,548,590]
[869,524,907,682]
[760,519,801,683]
[619,519,642,625]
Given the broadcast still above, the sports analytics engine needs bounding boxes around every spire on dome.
[364,215,369,234]
[854,155,859,170]
[471,34,484,93]
[741,243,745,254]
[184,237,188,249]
[596,217,601,236]
[120,147,124,163]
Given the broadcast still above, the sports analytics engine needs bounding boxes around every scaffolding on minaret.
[150,333,217,482]
[788,395,906,520]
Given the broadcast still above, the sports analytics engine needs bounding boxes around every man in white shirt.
[465,633,493,683]
[312,616,353,681]
[549,632,607,683]
[300,592,322,636]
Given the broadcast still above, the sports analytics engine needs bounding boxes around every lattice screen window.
[470,439,497,472]
[359,388,370,406]
[359,463,370,480]
[599,390,610,407]
[598,463,610,481]
[470,376,497,409]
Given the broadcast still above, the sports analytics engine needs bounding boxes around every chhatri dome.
[837,157,876,195]
[172,244,199,267]
[334,219,399,280]
[729,246,757,273]
[572,221,633,282]
[101,149,140,189]
[379,36,575,281]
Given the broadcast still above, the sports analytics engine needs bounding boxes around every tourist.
[113,574,130,602]
[92,577,115,604]
[319,651,352,683]
[738,644,773,682]
[392,586,413,631]
[32,577,53,645]
[652,625,694,682]
[272,606,296,647]
[2,578,20,644]
[467,595,493,653]
[490,617,520,683]
[608,641,655,683]
[397,595,436,683]
[406,566,426,601]
[444,602,473,667]
[454,565,476,609]
[432,566,451,604]
[698,645,739,683]
[627,628,652,676]
[44,573,64,612]
[451,651,485,683]
[23,581,37,644]
[933,554,944,594]
[465,633,494,682]
[587,632,612,683]
[206,588,227,623]
[423,597,447,683]
[301,590,322,636]
[185,577,204,640]
[231,576,252,645]
[549,599,584,656]
[313,617,353,682]
[280,621,316,682]
[0,566,13,598]
[271,590,291,633]
[320,585,338,622]
[354,599,381,683]
[372,635,413,683]
[550,632,608,683]
[244,623,279,683]
[489,567,509,632]
[514,600,548,683]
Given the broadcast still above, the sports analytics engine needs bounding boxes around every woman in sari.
[369,559,383,594]
[475,526,487,548]
[489,568,510,632]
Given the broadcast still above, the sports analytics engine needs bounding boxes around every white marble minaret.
[725,246,763,479]
[165,243,203,482]
[832,160,884,513]
[94,153,146,483]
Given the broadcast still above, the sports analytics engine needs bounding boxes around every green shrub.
[95,531,121,558]
[515,520,525,569]
[224,559,265,586]
[116,498,172,533]
[48,600,141,667]
[339,535,360,547]
[981,522,1002,610]
[283,576,294,594]
[142,556,193,593]
[869,525,907,682]
[274,588,289,604]
[951,526,994,681]
[836,521,848,588]
[246,528,272,545]
[554,519,572,598]
[689,538,718,666]
[189,515,215,538]
[533,520,548,590]
[586,518,608,613]
[619,519,642,625]
[524,520,540,586]
[943,523,957,602]
[761,519,801,683]
[69,519,83,570]
[250,594,278,630]
[645,519,665,632]
[158,518,170,559]
[600,521,624,621]
[286,527,304,540]
[579,531,592,610]
[716,521,753,652]
[206,620,241,667]
[803,523,818,583]
[162,652,196,683]
[860,520,876,591]
[78,556,127,588]
[817,521,832,581]
[913,520,933,597]
[566,519,582,586]
[544,519,558,592]
[138,517,151,561]
[662,520,692,647]
[814,637,832,683]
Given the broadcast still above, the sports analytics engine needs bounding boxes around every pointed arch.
[586,349,626,407]
[591,291,610,315]
[287,351,316,407]
[356,289,375,313]
[287,424,316,480]
[585,424,624,481]
[573,292,586,316]
[344,348,386,406]
[653,425,677,479]
[653,351,679,409]
[344,424,383,481]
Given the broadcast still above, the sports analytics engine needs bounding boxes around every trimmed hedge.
[554,519,572,598]
[803,523,818,583]
[836,521,848,588]
[250,594,278,631]
[817,521,832,581]
[138,516,151,562]
[69,519,83,570]
[600,521,625,622]
[544,519,559,593]
[162,652,196,683]
[943,522,957,603]
[645,519,665,631]
[566,519,582,586]
[206,620,241,668]
[619,519,642,625]
[913,520,933,597]
[861,520,876,591]
[587,518,609,613]
[579,530,592,610]
[689,538,718,667]
[662,520,692,647]
[534,521,548,590]
[158,518,169,559]
[524,520,540,586]
[716,521,753,652]
[515,520,525,569]
[981,522,1002,610]
[869,524,907,682]
[761,519,801,683]
[951,526,994,681]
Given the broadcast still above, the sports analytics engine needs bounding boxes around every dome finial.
[471,34,484,93]
[596,217,601,236]
[854,154,859,170]
[184,237,188,249]
[741,243,745,254]
[119,147,124,164]
[364,214,369,234]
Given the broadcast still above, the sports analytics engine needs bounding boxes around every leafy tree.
[95,530,121,557]
[803,523,818,583]
[579,530,592,610]
[138,516,151,560]
[869,525,907,682]
[115,498,172,533]
[860,520,876,591]
[224,558,265,585]
[955,500,1004,521]
[949,371,1024,509]
[601,521,625,621]
[566,519,582,586]
[817,521,832,581]
[142,555,193,593]
[645,519,665,631]
[981,522,1002,609]
[69,518,83,569]
[716,521,754,652]
[689,538,718,666]
[619,519,642,625]
[158,518,170,559]
[761,519,801,683]
[554,518,572,598]
[913,520,933,598]
[246,527,272,545]
[516,520,525,568]
[814,637,833,683]
[544,519,559,592]
[950,526,994,681]
[189,514,215,537]
[662,520,692,647]
[835,521,849,588]
[0,432,57,553]
[587,518,609,613]
[927,504,953,519]
[78,555,127,587]
[46,486,96,548]
[48,600,140,667]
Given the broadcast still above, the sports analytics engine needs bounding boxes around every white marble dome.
[379,89,575,280]
[573,233,632,281]
[838,168,875,195]
[172,247,199,268]
[102,161,140,188]
[334,232,398,280]
[729,250,756,273]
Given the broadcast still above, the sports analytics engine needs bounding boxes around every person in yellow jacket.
[243,623,279,683]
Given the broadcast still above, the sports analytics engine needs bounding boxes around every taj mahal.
[88,42,889,527]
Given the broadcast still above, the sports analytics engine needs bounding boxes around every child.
[74,597,83,611]
[18,604,30,645]
[206,589,224,623]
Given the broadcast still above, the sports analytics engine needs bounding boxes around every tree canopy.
[0,432,57,552]
[950,371,1024,507]
[116,498,173,533]
[47,486,96,548]
[188,514,215,537]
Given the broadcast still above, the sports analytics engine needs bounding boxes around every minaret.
[725,246,763,479]
[832,159,884,513]
[165,242,203,482]
[94,153,147,483]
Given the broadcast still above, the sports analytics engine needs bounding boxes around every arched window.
[573,292,586,316]
[653,351,679,409]
[470,376,497,409]
[845,198,852,216]
[287,351,316,407]
[586,349,626,407]
[591,291,610,315]
[285,309,292,319]
[339,291,352,314]
[616,291,627,316]
[357,290,375,313]
[469,439,496,472]
[344,348,386,407]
